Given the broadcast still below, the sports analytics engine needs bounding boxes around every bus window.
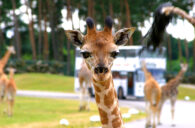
[118,49,136,57]
[135,70,145,82]
[113,72,120,79]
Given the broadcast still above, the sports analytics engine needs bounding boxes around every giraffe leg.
[152,108,157,128]
[79,79,85,111]
[86,86,90,111]
[79,89,85,111]
[170,97,176,127]
[145,102,152,128]
[7,100,14,117]
[157,101,164,125]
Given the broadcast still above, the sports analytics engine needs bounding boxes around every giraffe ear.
[114,27,136,46]
[65,30,84,47]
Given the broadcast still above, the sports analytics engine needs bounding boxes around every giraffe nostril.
[94,68,99,74]
[104,68,108,73]
[94,67,108,74]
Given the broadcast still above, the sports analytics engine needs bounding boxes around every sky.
[5,1,195,42]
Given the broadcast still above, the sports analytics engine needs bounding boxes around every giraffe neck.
[9,71,14,80]
[176,69,185,80]
[142,66,152,81]
[0,51,11,68]
[93,75,123,128]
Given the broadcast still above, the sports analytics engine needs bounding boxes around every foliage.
[0,0,194,75]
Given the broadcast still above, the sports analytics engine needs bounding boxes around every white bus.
[74,46,166,99]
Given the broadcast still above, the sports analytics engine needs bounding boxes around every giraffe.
[0,68,8,104]
[5,68,17,116]
[66,16,135,128]
[0,46,15,104]
[141,61,161,128]
[0,46,16,69]
[78,60,92,111]
[157,63,188,126]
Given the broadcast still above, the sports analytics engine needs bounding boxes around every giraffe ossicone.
[66,16,135,128]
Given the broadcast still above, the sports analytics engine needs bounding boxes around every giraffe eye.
[80,51,91,59]
[111,51,119,58]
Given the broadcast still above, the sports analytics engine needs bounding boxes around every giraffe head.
[66,16,135,81]
[7,67,16,74]
[180,63,188,72]
[7,46,16,54]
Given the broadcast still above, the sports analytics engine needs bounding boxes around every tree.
[11,0,22,58]
[25,0,37,60]
[42,1,49,60]
[124,0,133,45]
[38,0,43,59]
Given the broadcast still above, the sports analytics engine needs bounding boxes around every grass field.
[15,73,74,92]
[178,86,195,101]
[0,97,145,128]
[15,73,195,100]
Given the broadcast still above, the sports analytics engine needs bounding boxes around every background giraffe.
[0,46,15,105]
[141,61,161,128]
[157,63,188,126]
[0,46,16,69]
[66,16,135,128]
[5,68,17,117]
[78,60,92,111]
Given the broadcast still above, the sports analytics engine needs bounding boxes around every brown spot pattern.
[114,90,117,98]
[104,88,114,108]
[94,84,101,92]
[104,77,112,89]
[112,106,120,116]
[95,93,100,103]
[98,108,108,124]
[112,117,122,127]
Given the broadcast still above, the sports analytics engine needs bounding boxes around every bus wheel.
[118,87,124,99]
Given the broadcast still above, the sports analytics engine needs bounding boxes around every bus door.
[127,72,134,95]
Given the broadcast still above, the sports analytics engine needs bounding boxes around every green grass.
[0,97,145,128]
[15,73,74,92]
[178,86,195,101]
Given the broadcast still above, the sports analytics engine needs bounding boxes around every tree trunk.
[184,39,189,62]
[43,15,49,60]
[193,28,195,71]
[11,0,22,58]
[0,8,4,48]
[177,39,182,62]
[47,0,59,60]
[67,0,72,20]
[124,0,133,45]
[109,0,113,18]
[88,0,94,18]
[101,1,106,21]
[167,34,172,70]
[38,0,43,59]
[26,0,37,60]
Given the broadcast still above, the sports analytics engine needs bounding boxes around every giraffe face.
[81,33,119,81]
[180,63,188,72]
[66,17,135,81]
[7,46,16,54]
[7,67,16,74]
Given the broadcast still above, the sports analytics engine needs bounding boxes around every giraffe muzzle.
[94,66,108,74]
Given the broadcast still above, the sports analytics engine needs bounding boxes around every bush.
[5,59,73,75]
